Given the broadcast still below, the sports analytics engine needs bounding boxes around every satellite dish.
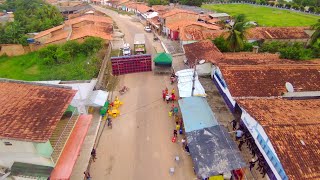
[199,60,206,64]
[285,82,294,93]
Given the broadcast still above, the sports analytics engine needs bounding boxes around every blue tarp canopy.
[179,97,246,178]
[186,126,247,178]
[178,97,218,132]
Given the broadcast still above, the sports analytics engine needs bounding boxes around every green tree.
[212,36,229,52]
[148,0,169,6]
[309,19,320,45]
[81,37,104,55]
[179,0,203,7]
[226,14,251,52]
[61,41,81,58]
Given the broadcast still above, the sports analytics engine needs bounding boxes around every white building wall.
[213,67,236,107]
[241,110,283,180]
[0,139,53,168]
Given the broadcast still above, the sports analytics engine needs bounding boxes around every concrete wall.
[0,139,54,168]
[0,44,25,56]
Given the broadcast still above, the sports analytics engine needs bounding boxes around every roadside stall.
[175,69,206,98]
[153,52,173,74]
[178,97,246,179]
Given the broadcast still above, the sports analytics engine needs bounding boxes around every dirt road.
[89,6,196,180]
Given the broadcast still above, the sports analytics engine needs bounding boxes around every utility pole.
[191,59,197,97]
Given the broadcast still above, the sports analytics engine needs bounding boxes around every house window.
[4,142,12,146]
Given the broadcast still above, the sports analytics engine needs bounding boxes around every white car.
[144,26,151,32]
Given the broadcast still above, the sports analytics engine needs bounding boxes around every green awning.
[153,52,172,65]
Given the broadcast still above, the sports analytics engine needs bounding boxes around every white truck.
[122,43,131,56]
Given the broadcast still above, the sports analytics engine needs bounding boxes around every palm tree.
[309,19,320,45]
[226,14,251,52]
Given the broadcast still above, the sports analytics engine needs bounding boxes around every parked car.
[144,26,151,32]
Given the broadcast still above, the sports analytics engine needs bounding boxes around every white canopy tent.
[175,69,206,98]
[33,79,109,114]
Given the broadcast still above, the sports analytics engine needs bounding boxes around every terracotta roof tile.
[220,65,320,97]
[247,27,310,40]
[184,40,223,66]
[237,98,320,179]
[136,4,152,13]
[35,25,64,39]
[65,14,113,26]
[159,8,197,18]
[207,18,220,24]
[0,80,76,142]
[70,24,113,41]
[152,5,170,12]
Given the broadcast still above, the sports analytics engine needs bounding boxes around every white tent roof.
[175,69,206,98]
[87,90,109,107]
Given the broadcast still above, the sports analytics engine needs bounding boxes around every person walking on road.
[238,139,245,151]
[165,94,171,104]
[91,148,97,162]
[176,122,180,131]
[84,171,91,180]
[162,90,166,101]
[230,119,237,130]
[173,130,178,137]
[235,128,244,141]
[181,138,186,148]
[249,158,258,171]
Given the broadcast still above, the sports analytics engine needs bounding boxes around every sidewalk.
[70,110,102,180]
[158,36,184,55]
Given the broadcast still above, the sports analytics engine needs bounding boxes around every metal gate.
[111,54,152,75]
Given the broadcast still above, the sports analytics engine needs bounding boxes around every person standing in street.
[165,93,170,104]
[162,90,166,101]
[230,119,237,130]
[181,138,186,148]
[176,122,180,131]
[173,129,178,137]
[235,128,244,141]
[84,171,91,180]
[238,139,245,151]
[249,158,258,171]
[91,148,97,162]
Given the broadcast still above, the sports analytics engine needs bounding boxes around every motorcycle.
[119,86,129,95]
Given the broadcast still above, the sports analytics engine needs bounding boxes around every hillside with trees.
[0,0,63,45]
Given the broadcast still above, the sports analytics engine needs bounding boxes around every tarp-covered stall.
[175,69,206,98]
[186,126,246,178]
[178,97,218,132]
[153,52,172,67]
[178,96,246,179]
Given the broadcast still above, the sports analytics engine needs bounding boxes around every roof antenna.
[285,82,294,93]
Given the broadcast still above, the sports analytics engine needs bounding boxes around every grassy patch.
[110,49,120,57]
[202,4,319,27]
[0,50,103,81]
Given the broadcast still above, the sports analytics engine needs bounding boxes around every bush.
[300,6,305,11]
[309,6,315,12]
[61,40,81,58]
[285,4,291,9]
[279,43,313,60]
[81,37,104,55]
[212,36,229,52]
[260,41,287,53]
[292,4,299,10]
[243,42,255,52]
[38,45,59,65]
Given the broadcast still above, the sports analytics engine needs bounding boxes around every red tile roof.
[0,80,76,142]
[65,14,113,26]
[34,25,64,39]
[220,64,320,97]
[136,4,152,13]
[152,5,170,12]
[207,18,220,24]
[237,98,320,180]
[247,27,310,40]
[159,8,197,18]
[70,24,113,41]
[184,40,223,66]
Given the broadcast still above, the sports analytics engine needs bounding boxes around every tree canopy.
[0,0,63,45]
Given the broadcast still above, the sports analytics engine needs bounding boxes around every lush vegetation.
[213,36,255,52]
[259,41,319,60]
[0,38,105,81]
[0,0,63,45]
[148,0,169,6]
[202,4,319,27]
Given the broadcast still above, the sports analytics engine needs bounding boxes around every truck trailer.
[134,34,146,55]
